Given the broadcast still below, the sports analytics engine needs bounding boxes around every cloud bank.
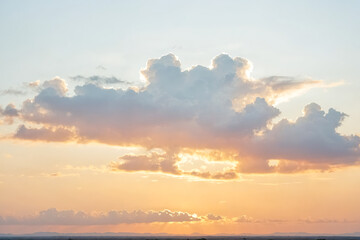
[1,53,359,177]
[1,209,354,226]
[0,208,200,225]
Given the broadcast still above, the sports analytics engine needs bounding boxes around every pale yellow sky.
[1,141,360,234]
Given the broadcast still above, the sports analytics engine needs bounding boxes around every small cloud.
[27,80,41,88]
[0,89,26,96]
[206,214,223,221]
[70,75,130,85]
[96,65,107,71]
[234,215,288,224]
[235,215,254,223]
[39,172,79,178]
[42,77,68,96]
[298,217,356,224]
[185,170,238,180]
[14,125,75,142]
[109,152,180,175]
[0,104,19,124]
[2,104,19,117]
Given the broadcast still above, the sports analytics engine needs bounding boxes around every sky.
[0,0,360,235]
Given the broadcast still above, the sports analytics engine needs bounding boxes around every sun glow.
[177,151,237,174]
[267,159,280,167]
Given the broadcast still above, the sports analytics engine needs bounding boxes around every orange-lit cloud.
[109,151,239,180]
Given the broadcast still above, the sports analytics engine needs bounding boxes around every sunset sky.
[1,0,360,235]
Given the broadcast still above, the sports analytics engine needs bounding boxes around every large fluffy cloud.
[1,53,359,176]
[240,103,360,173]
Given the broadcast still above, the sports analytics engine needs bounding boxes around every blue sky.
[1,1,359,131]
[1,0,359,80]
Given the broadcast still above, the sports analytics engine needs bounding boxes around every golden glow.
[1,142,360,234]
[267,159,280,167]
[177,151,237,174]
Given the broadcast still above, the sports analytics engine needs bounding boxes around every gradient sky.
[1,0,360,235]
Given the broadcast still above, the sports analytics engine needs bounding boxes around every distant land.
[1,232,360,240]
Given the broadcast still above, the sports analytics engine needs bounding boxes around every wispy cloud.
[0,89,26,96]
[70,75,131,85]
[298,217,357,224]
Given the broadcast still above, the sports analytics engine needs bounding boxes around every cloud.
[28,80,41,88]
[298,217,356,224]
[235,215,254,223]
[14,125,75,142]
[256,76,321,105]
[2,104,19,117]
[185,169,238,180]
[0,103,20,124]
[234,215,288,224]
[96,65,107,71]
[206,214,223,221]
[2,53,358,176]
[0,89,26,96]
[0,209,355,226]
[0,80,44,97]
[41,77,68,96]
[110,152,180,174]
[109,152,238,180]
[239,103,360,173]
[71,75,130,85]
[0,208,201,225]
[13,54,287,147]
